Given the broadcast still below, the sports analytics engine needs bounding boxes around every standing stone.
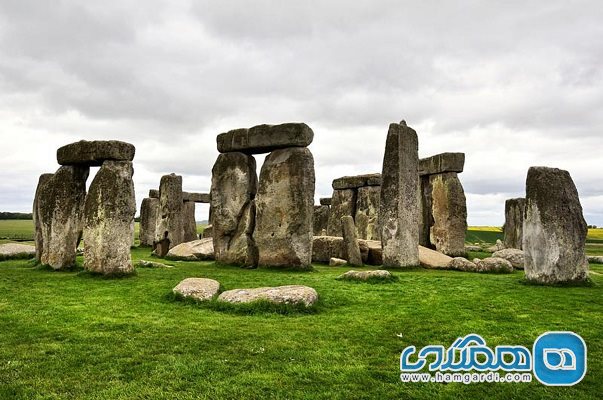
[418,176,433,248]
[341,216,362,266]
[38,166,89,269]
[379,121,420,268]
[154,174,184,256]
[504,198,526,250]
[182,201,197,242]
[210,152,258,266]
[313,205,330,236]
[255,147,315,269]
[355,185,381,241]
[83,161,136,275]
[523,167,589,284]
[429,172,467,256]
[139,197,159,247]
[32,173,54,261]
[326,189,357,236]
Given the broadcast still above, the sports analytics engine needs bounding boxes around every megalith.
[326,189,357,236]
[313,205,330,236]
[182,201,198,242]
[355,185,381,241]
[429,172,467,256]
[341,215,362,266]
[139,197,159,247]
[154,174,184,256]
[504,198,525,250]
[523,167,589,284]
[379,121,419,268]
[32,173,54,262]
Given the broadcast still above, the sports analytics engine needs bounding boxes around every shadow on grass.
[336,275,399,284]
[76,269,138,280]
[518,277,597,288]
[32,262,84,273]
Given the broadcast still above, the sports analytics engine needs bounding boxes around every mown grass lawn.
[0,246,601,399]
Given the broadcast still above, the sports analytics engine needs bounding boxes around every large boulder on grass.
[447,257,478,271]
[218,285,318,307]
[173,278,220,301]
[0,243,36,261]
[473,257,514,273]
[492,248,525,269]
[418,245,453,269]
[166,238,214,261]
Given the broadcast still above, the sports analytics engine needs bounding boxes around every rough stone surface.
[429,172,467,256]
[419,153,465,176]
[332,173,382,190]
[329,257,347,266]
[418,245,453,269]
[211,152,258,266]
[181,201,198,243]
[492,248,525,269]
[173,278,220,301]
[473,257,514,273]
[337,270,393,281]
[341,216,363,266]
[183,192,210,203]
[365,240,383,265]
[202,224,213,239]
[447,257,478,271]
[418,176,434,248]
[57,140,135,166]
[166,238,214,261]
[320,197,332,206]
[312,236,370,264]
[139,197,159,247]
[355,185,381,241]
[504,198,526,249]
[313,205,330,236]
[524,167,589,284]
[0,243,36,261]
[217,123,314,154]
[486,240,506,253]
[379,122,420,267]
[149,189,159,198]
[255,147,315,269]
[154,174,184,256]
[38,165,89,270]
[83,161,136,275]
[33,173,54,261]
[218,285,318,307]
[465,245,483,253]
[326,189,356,237]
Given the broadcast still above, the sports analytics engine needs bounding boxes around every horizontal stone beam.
[319,197,331,206]
[332,173,381,190]
[148,190,210,203]
[217,123,314,154]
[419,152,465,176]
[57,140,135,166]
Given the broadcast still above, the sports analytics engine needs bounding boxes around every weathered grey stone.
[492,248,524,269]
[329,257,347,266]
[326,189,356,236]
[57,140,135,166]
[418,245,453,269]
[139,197,159,247]
[313,205,330,236]
[379,121,420,267]
[418,176,433,248]
[365,240,383,266]
[217,123,314,154]
[312,236,370,264]
[154,174,184,256]
[486,240,506,253]
[341,216,362,266]
[166,238,214,261]
[320,197,332,206]
[33,173,54,261]
[447,257,478,271]
[182,201,198,243]
[182,192,210,203]
[83,160,136,275]
[210,152,258,266]
[418,153,465,176]
[202,224,213,239]
[218,285,318,307]
[504,198,526,249]
[524,167,589,284]
[332,173,382,190]
[38,166,89,270]
[0,243,36,261]
[429,172,467,257]
[173,278,220,301]
[255,147,315,269]
[473,257,514,273]
[149,189,159,198]
[465,245,483,253]
[337,270,393,281]
[355,185,381,241]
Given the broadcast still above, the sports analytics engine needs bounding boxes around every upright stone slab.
[154,174,184,255]
[504,198,526,250]
[210,152,258,266]
[255,147,315,268]
[355,185,381,241]
[379,121,419,268]
[429,172,467,256]
[83,161,136,275]
[32,173,54,262]
[38,166,89,269]
[182,201,198,242]
[341,216,362,266]
[313,205,330,236]
[139,197,159,247]
[523,167,589,284]
[418,176,433,248]
[326,189,357,236]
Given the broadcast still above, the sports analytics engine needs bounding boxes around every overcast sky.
[0,0,601,225]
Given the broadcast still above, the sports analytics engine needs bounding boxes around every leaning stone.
[332,173,382,190]
[173,278,220,301]
[341,216,363,266]
[154,174,184,256]
[313,205,330,236]
[57,140,135,166]
[503,198,526,250]
[587,256,603,264]
[418,153,465,176]
[447,257,478,272]
[419,245,453,269]
[355,185,381,240]
[326,189,357,236]
[329,257,347,266]
[337,270,393,281]
[524,167,589,284]
[166,238,214,261]
[0,243,36,261]
[83,161,136,275]
[139,197,159,247]
[429,172,467,256]
[182,192,210,203]
[181,201,198,243]
[492,248,524,269]
[473,257,514,273]
[379,121,420,267]
[217,123,314,154]
[32,173,54,261]
[218,285,318,307]
[255,147,315,269]
[320,197,332,206]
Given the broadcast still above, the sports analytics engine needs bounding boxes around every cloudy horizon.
[0,0,601,226]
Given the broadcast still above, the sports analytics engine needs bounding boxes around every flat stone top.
[217,122,314,154]
[332,173,381,190]
[418,152,465,176]
[57,140,135,166]
[319,197,332,206]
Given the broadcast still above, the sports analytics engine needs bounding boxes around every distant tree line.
[0,212,33,220]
